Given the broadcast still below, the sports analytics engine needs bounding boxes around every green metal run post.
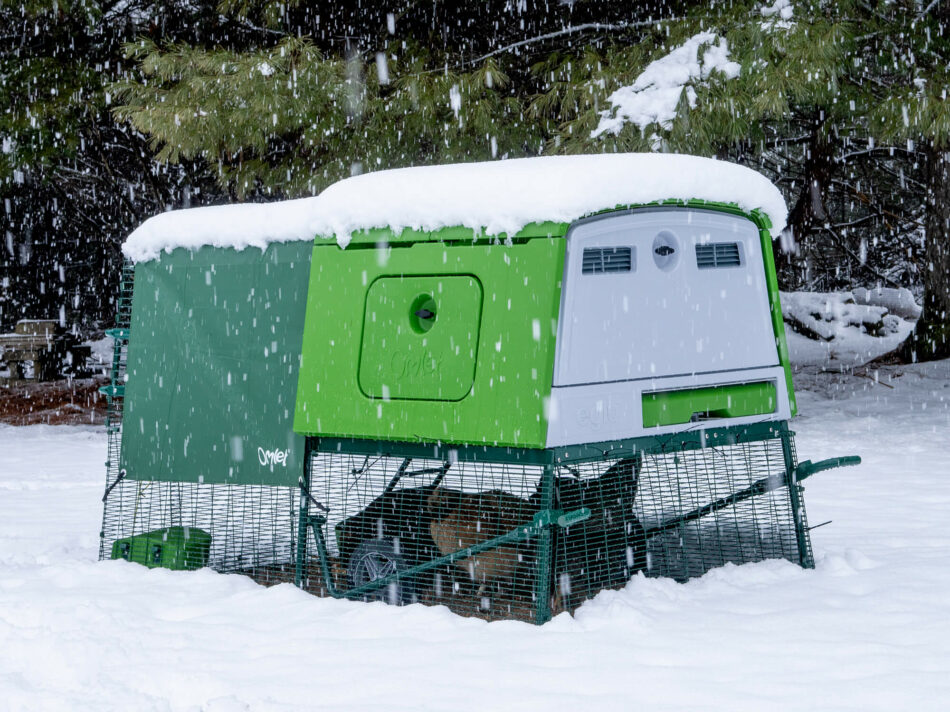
[294,438,314,588]
[781,426,814,569]
[533,463,556,625]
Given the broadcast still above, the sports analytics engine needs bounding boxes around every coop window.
[582,247,634,274]
[695,242,741,269]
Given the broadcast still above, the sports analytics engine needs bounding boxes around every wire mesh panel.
[299,451,547,621]
[638,436,805,580]
[100,479,299,579]
[549,456,647,614]
[98,261,134,561]
[551,433,809,613]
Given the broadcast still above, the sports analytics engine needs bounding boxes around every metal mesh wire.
[550,436,808,613]
[298,434,809,621]
[299,452,546,621]
[113,261,135,330]
[100,479,299,575]
[639,436,806,579]
[98,261,134,560]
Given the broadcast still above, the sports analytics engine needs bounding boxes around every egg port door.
[358,275,483,401]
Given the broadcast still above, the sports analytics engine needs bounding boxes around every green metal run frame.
[98,261,134,560]
[294,423,859,624]
[314,420,795,466]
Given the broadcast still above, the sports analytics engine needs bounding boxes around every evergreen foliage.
[0,0,231,332]
[113,38,544,197]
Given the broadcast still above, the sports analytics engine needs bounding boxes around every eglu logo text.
[258,447,289,467]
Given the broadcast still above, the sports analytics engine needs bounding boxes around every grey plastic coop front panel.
[546,208,789,447]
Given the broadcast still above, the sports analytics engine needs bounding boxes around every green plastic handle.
[557,507,591,528]
[795,456,862,480]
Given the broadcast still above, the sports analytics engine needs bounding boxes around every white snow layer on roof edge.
[122,154,787,262]
[122,196,323,262]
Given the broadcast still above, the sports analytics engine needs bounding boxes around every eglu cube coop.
[99,154,858,623]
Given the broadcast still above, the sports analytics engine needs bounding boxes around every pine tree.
[869,1,950,361]
[541,0,937,316]
[0,1,231,333]
[112,39,544,197]
[108,2,693,200]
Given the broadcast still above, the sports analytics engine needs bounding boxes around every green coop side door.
[358,275,483,401]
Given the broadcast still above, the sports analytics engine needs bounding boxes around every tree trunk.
[780,118,834,287]
[900,142,950,362]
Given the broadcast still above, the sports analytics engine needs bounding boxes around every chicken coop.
[99,154,858,623]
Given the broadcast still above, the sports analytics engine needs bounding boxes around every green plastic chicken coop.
[99,154,859,623]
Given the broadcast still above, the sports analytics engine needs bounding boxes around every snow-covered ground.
[1,361,948,711]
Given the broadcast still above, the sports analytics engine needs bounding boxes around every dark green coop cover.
[120,241,312,486]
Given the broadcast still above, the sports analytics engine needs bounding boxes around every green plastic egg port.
[409,293,437,334]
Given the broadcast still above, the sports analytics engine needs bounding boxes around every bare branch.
[829,213,886,231]
[836,146,916,162]
[465,21,668,66]
[217,15,288,39]
[919,0,942,19]
[821,225,903,288]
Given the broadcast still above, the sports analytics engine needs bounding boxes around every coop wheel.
[347,539,414,605]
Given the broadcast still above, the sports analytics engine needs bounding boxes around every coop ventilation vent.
[696,242,741,269]
[582,247,634,274]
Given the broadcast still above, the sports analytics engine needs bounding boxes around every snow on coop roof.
[122,196,322,262]
[123,154,787,261]
[312,154,787,246]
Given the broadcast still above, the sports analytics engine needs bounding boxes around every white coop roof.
[123,154,787,262]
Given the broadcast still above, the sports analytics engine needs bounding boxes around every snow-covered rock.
[781,290,919,368]
[782,291,898,341]
[852,286,922,320]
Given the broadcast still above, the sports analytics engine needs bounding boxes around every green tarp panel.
[120,241,312,486]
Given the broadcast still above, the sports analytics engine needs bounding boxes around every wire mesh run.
[298,453,546,621]
[98,261,134,560]
[298,431,810,622]
[100,479,299,577]
[550,435,809,614]
[98,428,811,623]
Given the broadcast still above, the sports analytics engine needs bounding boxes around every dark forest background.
[2,0,949,360]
